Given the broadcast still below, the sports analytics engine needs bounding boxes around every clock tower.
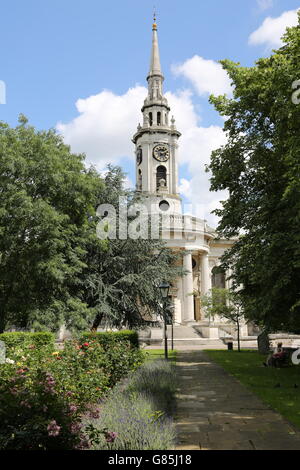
[129,15,248,336]
[132,17,182,215]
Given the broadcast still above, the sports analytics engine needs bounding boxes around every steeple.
[148,14,163,79]
[132,14,181,209]
[145,15,166,104]
[132,14,181,134]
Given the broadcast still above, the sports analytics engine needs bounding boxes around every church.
[132,18,249,339]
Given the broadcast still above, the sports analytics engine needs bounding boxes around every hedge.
[80,330,139,349]
[0,332,55,354]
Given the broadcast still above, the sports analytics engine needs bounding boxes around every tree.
[207,13,300,332]
[0,117,183,332]
[82,166,184,330]
[0,116,102,333]
[201,288,245,351]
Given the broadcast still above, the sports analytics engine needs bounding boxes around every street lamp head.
[158,281,170,298]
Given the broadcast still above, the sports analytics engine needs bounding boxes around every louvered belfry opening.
[156,165,167,189]
[157,111,161,125]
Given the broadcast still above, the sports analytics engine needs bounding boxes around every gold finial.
[153,7,157,30]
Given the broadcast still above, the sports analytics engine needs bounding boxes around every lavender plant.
[84,360,177,450]
[127,359,177,414]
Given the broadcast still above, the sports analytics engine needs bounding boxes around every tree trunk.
[91,313,103,331]
[257,329,270,354]
[0,312,6,334]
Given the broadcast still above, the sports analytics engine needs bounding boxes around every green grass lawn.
[144,349,177,363]
[205,349,300,429]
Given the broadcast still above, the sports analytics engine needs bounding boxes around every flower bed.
[0,336,144,450]
[84,359,177,450]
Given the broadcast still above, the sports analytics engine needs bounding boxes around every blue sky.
[1,0,299,224]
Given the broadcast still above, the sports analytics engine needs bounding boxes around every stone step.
[165,338,221,342]
[141,324,256,345]
[166,325,204,340]
[157,342,225,348]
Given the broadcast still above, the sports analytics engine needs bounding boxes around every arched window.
[149,112,153,126]
[156,165,167,189]
[157,112,161,126]
[211,266,226,289]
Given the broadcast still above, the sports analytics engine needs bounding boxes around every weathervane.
[153,6,157,30]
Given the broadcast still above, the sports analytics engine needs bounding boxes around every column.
[175,277,184,324]
[201,252,212,323]
[201,252,211,295]
[183,251,194,322]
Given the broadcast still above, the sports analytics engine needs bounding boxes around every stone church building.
[132,19,249,339]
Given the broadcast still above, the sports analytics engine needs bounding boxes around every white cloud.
[172,55,232,97]
[249,8,299,48]
[124,175,133,189]
[57,83,227,226]
[57,86,147,169]
[179,178,192,200]
[256,0,274,12]
[165,89,199,130]
[177,125,228,225]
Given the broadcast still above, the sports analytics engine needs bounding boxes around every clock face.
[136,147,142,165]
[153,144,169,162]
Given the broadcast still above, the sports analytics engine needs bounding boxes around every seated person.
[273,342,285,359]
[264,342,286,367]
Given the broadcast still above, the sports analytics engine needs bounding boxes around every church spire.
[148,13,163,79]
[146,14,165,103]
[132,13,181,203]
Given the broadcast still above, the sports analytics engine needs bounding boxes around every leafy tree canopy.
[201,287,244,350]
[0,117,183,332]
[0,116,103,332]
[83,165,184,330]
[207,13,300,332]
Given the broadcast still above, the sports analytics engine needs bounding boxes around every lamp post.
[170,304,174,351]
[165,300,174,350]
[158,281,170,360]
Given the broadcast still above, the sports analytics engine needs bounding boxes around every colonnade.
[180,251,211,323]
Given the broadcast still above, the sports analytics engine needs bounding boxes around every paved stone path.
[175,351,300,450]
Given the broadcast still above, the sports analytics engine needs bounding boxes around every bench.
[268,347,298,368]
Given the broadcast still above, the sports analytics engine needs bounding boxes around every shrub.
[85,360,177,450]
[80,330,139,350]
[50,340,111,405]
[0,332,55,358]
[0,338,145,449]
[0,363,90,450]
[97,340,144,387]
